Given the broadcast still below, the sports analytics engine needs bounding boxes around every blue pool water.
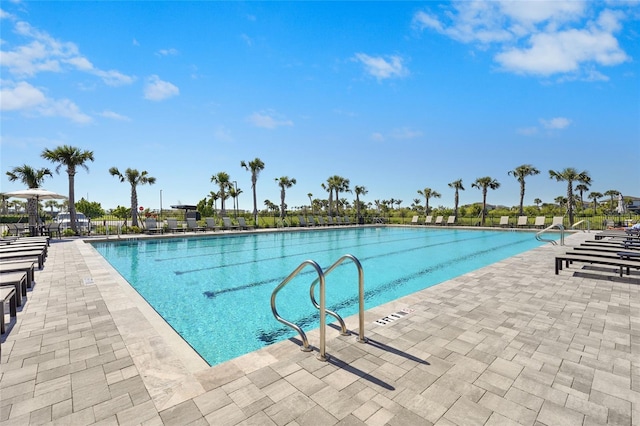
[92,227,552,366]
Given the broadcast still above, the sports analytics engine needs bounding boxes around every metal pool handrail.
[309,254,367,345]
[536,223,564,246]
[271,254,366,362]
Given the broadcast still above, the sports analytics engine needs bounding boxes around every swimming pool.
[92,226,553,366]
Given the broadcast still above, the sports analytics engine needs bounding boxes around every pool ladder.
[536,223,565,245]
[270,254,367,362]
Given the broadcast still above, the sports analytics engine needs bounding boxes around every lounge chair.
[307,217,317,227]
[237,217,254,230]
[534,216,546,228]
[0,271,28,307]
[552,216,564,227]
[186,218,205,232]
[434,216,444,225]
[410,215,419,225]
[343,216,352,225]
[0,249,45,269]
[335,216,344,225]
[555,250,640,277]
[298,216,310,227]
[222,217,239,230]
[326,216,335,226]
[144,218,163,234]
[205,217,220,231]
[316,216,327,226]
[0,260,36,288]
[166,218,185,233]
[424,216,433,225]
[446,216,455,226]
[499,216,510,227]
[0,286,17,334]
[42,222,62,239]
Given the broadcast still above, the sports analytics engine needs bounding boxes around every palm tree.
[548,168,591,225]
[109,167,156,227]
[6,165,53,232]
[41,145,94,234]
[534,198,542,209]
[240,158,265,226]
[507,164,540,216]
[211,172,232,216]
[417,187,441,216]
[588,191,603,213]
[307,193,313,213]
[471,176,501,226]
[275,176,296,220]
[604,189,620,212]
[208,191,220,217]
[575,183,590,212]
[448,179,465,219]
[354,185,368,223]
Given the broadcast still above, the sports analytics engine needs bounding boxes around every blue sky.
[1,1,639,213]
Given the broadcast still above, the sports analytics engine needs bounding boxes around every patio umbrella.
[616,193,626,214]
[5,188,67,235]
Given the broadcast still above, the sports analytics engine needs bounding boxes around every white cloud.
[247,111,293,129]
[353,53,408,80]
[213,126,233,142]
[0,79,91,123]
[144,75,179,101]
[39,98,92,123]
[540,117,571,129]
[157,48,179,56]
[0,20,134,86]
[100,110,131,121]
[414,1,632,80]
[0,80,46,110]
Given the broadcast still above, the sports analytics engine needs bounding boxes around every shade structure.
[5,188,67,235]
[5,188,67,202]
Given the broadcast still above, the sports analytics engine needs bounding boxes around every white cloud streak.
[413,1,632,79]
[353,53,408,80]
[247,111,293,129]
[144,75,179,101]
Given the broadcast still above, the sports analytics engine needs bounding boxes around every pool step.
[374,308,414,326]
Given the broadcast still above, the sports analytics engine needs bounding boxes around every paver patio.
[1,230,638,425]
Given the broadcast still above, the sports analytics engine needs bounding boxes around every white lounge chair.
[434,216,444,225]
[499,216,510,227]
[552,216,565,227]
[424,216,433,225]
[517,216,528,227]
[410,215,419,225]
[534,216,546,228]
[446,216,455,225]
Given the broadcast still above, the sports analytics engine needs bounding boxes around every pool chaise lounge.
[186,218,206,232]
[144,218,164,234]
[0,260,36,288]
[555,250,640,277]
[445,215,455,226]
[0,286,17,334]
[0,249,45,269]
[0,271,28,307]
[222,217,239,230]
[237,217,254,230]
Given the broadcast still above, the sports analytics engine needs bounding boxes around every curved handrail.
[309,254,367,344]
[270,260,326,358]
[536,224,564,245]
[571,219,590,232]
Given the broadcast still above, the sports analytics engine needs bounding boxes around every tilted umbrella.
[5,188,67,235]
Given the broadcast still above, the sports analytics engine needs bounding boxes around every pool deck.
[1,230,638,425]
